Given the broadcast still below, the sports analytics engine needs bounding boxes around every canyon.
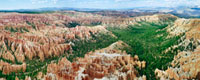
[0,11,199,80]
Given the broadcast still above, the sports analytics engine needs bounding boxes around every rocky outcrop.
[0,33,71,62]
[45,53,146,80]
[155,46,200,79]
[130,14,177,23]
[0,60,26,75]
[156,18,200,80]
[0,12,180,80]
[0,24,112,62]
[106,14,177,28]
[168,18,200,36]
[0,12,177,31]
[1,51,15,63]
[0,12,110,30]
[44,41,146,80]
[0,78,6,80]
[25,76,32,80]
[0,12,118,79]
[37,72,44,79]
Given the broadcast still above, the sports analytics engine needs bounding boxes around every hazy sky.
[0,0,199,10]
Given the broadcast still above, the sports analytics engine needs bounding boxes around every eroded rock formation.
[44,41,146,80]
[0,33,71,62]
[168,18,200,36]
[0,12,179,80]
[155,47,200,79]
[0,60,26,75]
[156,18,200,80]
[0,12,116,79]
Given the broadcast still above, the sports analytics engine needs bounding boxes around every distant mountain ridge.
[0,7,104,12]
[127,6,200,18]
[0,6,200,18]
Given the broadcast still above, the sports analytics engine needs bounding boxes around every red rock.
[1,60,26,75]
[2,51,15,63]
[44,41,146,80]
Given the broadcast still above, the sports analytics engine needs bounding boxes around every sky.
[0,0,200,10]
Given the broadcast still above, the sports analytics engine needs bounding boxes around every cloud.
[114,0,132,2]
[162,0,200,7]
[52,0,58,3]
[31,0,58,4]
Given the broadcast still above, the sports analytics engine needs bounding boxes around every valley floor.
[1,12,199,80]
[108,22,182,79]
